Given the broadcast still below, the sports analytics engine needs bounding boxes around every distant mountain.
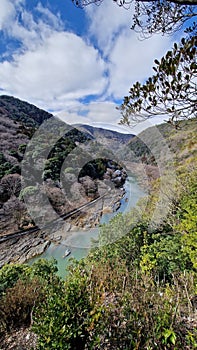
[74,124,134,145]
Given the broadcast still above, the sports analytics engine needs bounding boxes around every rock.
[24,240,50,261]
[113,201,121,211]
[105,168,113,177]
[8,237,20,245]
[102,207,113,214]
[112,169,122,177]
[52,235,62,242]
[112,176,124,187]
[69,182,86,204]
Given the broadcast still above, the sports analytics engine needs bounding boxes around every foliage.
[1,165,197,348]
[23,127,88,183]
[0,259,60,336]
[120,34,197,126]
[0,174,21,200]
[0,95,53,128]
[33,263,93,350]
[0,152,20,180]
[175,171,197,269]
[0,116,196,349]
[74,0,197,126]
[30,164,196,347]
[0,263,30,296]
[32,256,197,349]
[79,158,120,180]
[18,143,27,154]
[131,0,197,36]
[0,278,43,332]
[19,185,39,200]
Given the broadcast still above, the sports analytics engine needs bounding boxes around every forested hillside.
[0,96,90,235]
[0,118,196,349]
[0,96,132,270]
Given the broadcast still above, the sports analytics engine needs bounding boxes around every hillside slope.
[0,96,88,235]
[128,119,197,165]
[0,118,196,350]
[0,96,130,238]
[0,95,53,127]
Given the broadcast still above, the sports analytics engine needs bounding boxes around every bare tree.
[1,174,21,199]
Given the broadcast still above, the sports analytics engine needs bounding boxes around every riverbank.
[28,176,146,277]
[0,185,126,268]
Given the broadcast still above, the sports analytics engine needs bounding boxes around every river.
[30,176,145,277]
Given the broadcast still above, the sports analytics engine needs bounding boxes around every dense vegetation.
[1,0,196,346]
[0,95,53,128]
[0,118,196,349]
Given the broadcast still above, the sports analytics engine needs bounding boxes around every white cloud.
[0,0,64,52]
[56,100,122,127]
[56,101,166,134]
[0,31,107,108]
[85,1,172,100]
[0,0,174,131]
[0,1,107,110]
[107,29,171,99]
[85,1,133,55]
[0,0,16,30]
[36,2,63,30]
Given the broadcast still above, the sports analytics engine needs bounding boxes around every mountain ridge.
[0,95,53,127]
[73,123,134,144]
[0,95,130,239]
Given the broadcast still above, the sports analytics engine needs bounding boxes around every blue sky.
[0,0,174,133]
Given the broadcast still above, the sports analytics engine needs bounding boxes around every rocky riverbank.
[0,184,126,268]
[124,161,159,191]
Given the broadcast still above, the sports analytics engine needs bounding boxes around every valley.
[0,95,196,350]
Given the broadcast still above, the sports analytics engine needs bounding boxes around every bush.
[0,259,60,336]
[19,185,38,200]
[0,278,43,333]
[33,263,92,350]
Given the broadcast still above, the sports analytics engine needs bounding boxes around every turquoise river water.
[30,177,145,277]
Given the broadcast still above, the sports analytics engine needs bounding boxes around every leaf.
[170,332,177,345]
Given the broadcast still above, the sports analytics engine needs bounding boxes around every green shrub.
[19,185,38,200]
[33,263,92,350]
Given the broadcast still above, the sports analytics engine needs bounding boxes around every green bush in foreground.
[0,169,196,349]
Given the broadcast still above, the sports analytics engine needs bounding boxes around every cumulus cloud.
[85,1,171,100]
[0,0,173,129]
[56,101,122,126]
[0,0,16,30]
[85,1,133,55]
[56,101,165,134]
[0,2,107,110]
[0,31,107,108]
[0,0,64,52]
[36,2,63,30]
[107,29,171,99]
